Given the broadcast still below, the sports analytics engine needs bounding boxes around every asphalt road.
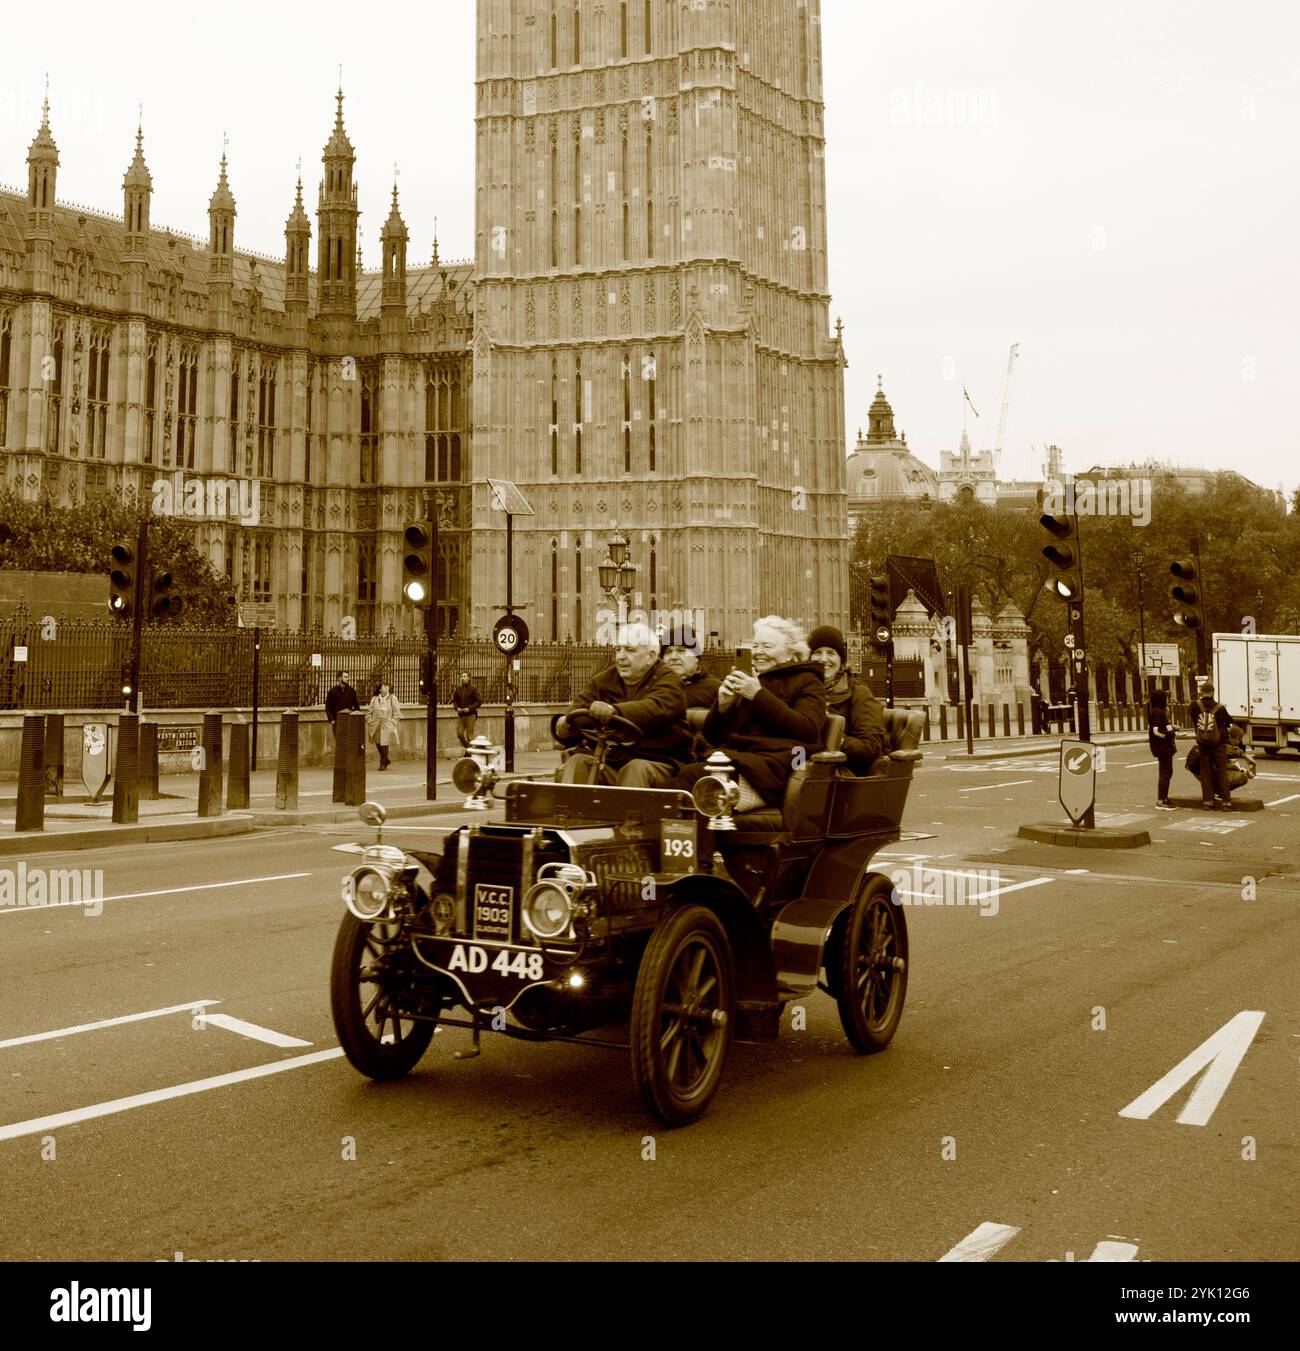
[2,741,1297,1262]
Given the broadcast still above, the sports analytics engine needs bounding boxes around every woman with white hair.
[667,615,827,810]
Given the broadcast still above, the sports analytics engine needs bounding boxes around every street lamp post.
[599,532,637,623]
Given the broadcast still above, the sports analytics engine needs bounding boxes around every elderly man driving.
[553,622,689,787]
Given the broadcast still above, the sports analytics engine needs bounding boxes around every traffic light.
[402,522,433,607]
[151,570,183,621]
[418,653,433,700]
[869,574,893,645]
[1170,559,1203,631]
[120,662,133,699]
[1040,513,1083,600]
[109,542,135,617]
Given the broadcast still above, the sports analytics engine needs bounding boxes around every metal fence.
[0,609,625,711]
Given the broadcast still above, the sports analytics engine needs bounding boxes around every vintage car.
[329,707,924,1126]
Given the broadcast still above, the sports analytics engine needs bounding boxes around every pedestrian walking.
[325,671,360,737]
[453,672,482,752]
[366,681,402,771]
[1147,688,1177,808]
[1193,680,1232,810]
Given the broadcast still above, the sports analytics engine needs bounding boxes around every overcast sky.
[2,0,1295,495]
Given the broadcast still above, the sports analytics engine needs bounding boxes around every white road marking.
[1265,793,1300,806]
[202,1015,311,1048]
[959,781,1033,793]
[939,1221,1021,1262]
[0,1000,220,1051]
[332,843,365,854]
[0,872,313,917]
[1119,1010,1265,1127]
[1088,1240,1139,1261]
[1166,818,1250,833]
[0,1048,346,1143]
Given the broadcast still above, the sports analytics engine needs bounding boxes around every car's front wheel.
[835,872,908,1054]
[330,914,434,1079]
[631,905,735,1126]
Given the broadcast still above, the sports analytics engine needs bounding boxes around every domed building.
[845,377,938,532]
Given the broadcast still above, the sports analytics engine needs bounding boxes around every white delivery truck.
[1212,633,1300,757]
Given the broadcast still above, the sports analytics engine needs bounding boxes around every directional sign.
[81,722,110,799]
[1058,738,1096,825]
[493,614,530,657]
[875,624,892,646]
[487,480,535,516]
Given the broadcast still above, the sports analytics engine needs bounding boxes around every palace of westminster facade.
[0,0,849,642]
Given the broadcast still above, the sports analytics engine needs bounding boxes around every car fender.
[771,841,887,999]
[650,874,778,1007]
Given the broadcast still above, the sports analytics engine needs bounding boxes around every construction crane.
[993,342,1020,474]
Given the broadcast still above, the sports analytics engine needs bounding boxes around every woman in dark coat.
[1148,688,1177,808]
[807,624,888,774]
[668,616,827,809]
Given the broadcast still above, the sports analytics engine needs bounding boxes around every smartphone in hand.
[734,646,753,676]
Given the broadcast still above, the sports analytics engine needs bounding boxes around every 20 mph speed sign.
[493,615,530,657]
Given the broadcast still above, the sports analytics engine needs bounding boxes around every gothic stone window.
[257,359,278,479]
[47,323,64,454]
[176,343,199,470]
[357,539,377,634]
[229,349,243,471]
[0,309,12,446]
[359,367,379,486]
[425,365,464,482]
[143,337,158,465]
[86,328,111,460]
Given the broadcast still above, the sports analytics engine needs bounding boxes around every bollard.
[956,705,964,739]
[111,713,139,826]
[972,706,981,739]
[1002,704,1011,737]
[923,708,932,742]
[939,705,948,740]
[138,723,160,800]
[198,712,224,817]
[227,721,250,810]
[1016,703,1025,737]
[986,704,996,739]
[344,710,367,807]
[332,714,348,804]
[42,712,65,799]
[276,711,300,812]
[16,714,46,832]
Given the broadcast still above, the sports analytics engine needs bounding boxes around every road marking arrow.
[1119,1010,1265,1127]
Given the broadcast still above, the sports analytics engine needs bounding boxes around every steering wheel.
[565,710,644,752]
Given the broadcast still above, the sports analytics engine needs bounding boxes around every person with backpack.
[1193,680,1233,810]
[1147,688,1177,809]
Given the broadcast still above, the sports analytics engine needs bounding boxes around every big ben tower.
[472,0,848,643]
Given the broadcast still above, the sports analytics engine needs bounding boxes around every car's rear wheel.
[631,905,735,1126]
[330,914,434,1079]
[835,872,908,1054]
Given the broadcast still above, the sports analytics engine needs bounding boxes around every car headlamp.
[452,755,497,809]
[522,862,594,941]
[347,867,393,921]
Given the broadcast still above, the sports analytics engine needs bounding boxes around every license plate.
[473,884,513,942]
[659,819,697,873]
[445,943,545,982]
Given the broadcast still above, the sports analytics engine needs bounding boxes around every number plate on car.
[659,819,697,874]
[445,944,545,982]
[473,884,513,942]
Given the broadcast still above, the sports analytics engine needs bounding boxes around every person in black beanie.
[807,624,888,773]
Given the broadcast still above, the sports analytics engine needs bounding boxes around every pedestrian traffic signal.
[1040,514,1083,600]
[402,522,433,607]
[869,575,893,645]
[1170,559,1203,631]
[109,542,135,616]
[151,570,183,621]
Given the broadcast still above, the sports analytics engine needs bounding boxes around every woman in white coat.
[366,681,402,770]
